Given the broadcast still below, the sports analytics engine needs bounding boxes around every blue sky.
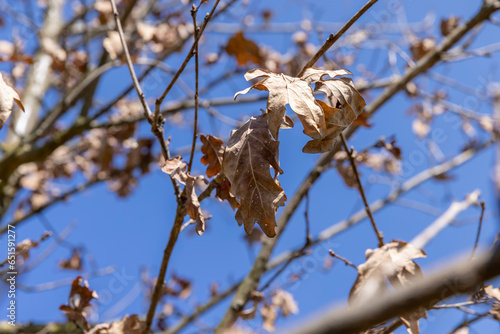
[1,0,500,333]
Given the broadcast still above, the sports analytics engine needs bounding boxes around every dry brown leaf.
[485,285,500,301]
[235,69,324,140]
[185,175,206,235]
[490,302,500,321]
[59,249,83,271]
[300,67,353,84]
[225,31,263,66]
[161,156,188,184]
[349,241,427,334]
[410,37,436,61]
[0,72,24,129]
[271,289,299,317]
[261,304,278,332]
[222,114,286,237]
[304,76,366,153]
[200,134,224,178]
[59,276,98,330]
[215,176,240,210]
[412,117,430,138]
[103,31,123,60]
[440,16,461,37]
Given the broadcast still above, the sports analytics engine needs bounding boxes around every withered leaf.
[216,176,240,210]
[103,31,123,60]
[225,31,263,66]
[222,114,286,237]
[349,241,426,334]
[59,276,98,330]
[304,77,366,153]
[300,67,353,84]
[161,156,188,184]
[271,289,299,317]
[485,285,500,301]
[0,72,24,129]
[349,241,426,303]
[200,134,224,178]
[235,68,324,140]
[106,314,146,334]
[440,16,461,37]
[261,304,278,332]
[59,249,83,271]
[185,175,206,235]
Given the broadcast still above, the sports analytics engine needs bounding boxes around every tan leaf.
[410,37,436,61]
[304,77,366,153]
[261,304,278,332]
[0,73,24,129]
[300,67,353,84]
[349,241,426,303]
[161,156,188,184]
[349,241,427,334]
[412,117,430,138]
[103,31,123,60]
[185,175,206,235]
[106,314,146,334]
[200,134,224,178]
[235,69,324,140]
[222,114,286,237]
[485,285,500,301]
[225,31,263,66]
[440,16,461,37]
[271,289,299,317]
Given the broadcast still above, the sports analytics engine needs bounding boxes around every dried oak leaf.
[485,285,500,301]
[410,37,436,61]
[306,71,366,153]
[103,31,123,60]
[235,69,325,140]
[225,31,263,66]
[200,134,224,178]
[59,249,83,271]
[349,241,426,334]
[185,175,207,235]
[107,314,146,334]
[0,72,24,129]
[440,16,461,37]
[215,176,240,210]
[271,289,299,317]
[261,304,278,332]
[222,114,286,237]
[161,156,188,184]
[59,276,98,330]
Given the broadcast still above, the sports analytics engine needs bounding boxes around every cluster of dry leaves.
[163,67,365,238]
[59,276,146,334]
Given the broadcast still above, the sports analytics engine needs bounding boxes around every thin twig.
[259,249,310,293]
[329,250,357,270]
[188,4,200,173]
[304,189,312,244]
[340,133,384,247]
[471,201,486,259]
[297,0,379,77]
[144,203,186,333]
